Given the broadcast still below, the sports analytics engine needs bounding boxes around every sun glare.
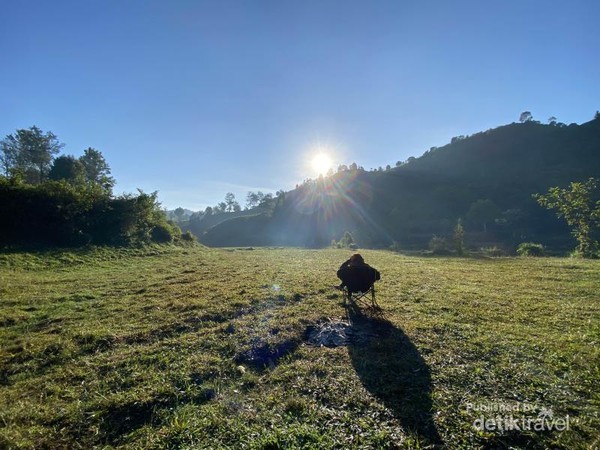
[311,153,333,175]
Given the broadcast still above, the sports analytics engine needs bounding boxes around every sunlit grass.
[0,246,598,448]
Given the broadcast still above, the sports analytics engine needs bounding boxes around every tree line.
[169,190,285,226]
[1,126,113,192]
[0,126,188,248]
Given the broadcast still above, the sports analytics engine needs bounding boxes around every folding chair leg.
[342,288,350,306]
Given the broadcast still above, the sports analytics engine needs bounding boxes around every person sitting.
[336,253,380,293]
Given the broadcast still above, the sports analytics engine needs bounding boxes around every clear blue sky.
[1,0,598,210]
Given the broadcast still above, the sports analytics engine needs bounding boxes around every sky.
[1,0,599,211]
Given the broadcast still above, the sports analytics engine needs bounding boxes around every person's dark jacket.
[337,259,380,292]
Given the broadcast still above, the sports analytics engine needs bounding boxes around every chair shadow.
[346,301,443,447]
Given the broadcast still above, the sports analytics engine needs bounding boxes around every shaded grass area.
[0,247,598,448]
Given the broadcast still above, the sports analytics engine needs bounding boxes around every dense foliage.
[0,126,181,248]
[534,178,600,258]
[0,126,63,184]
[516,242,546,257]
[0,178,181,247]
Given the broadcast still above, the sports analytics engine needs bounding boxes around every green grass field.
[0,246,598,449]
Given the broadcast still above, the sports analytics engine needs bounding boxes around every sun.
[311,153,333,175]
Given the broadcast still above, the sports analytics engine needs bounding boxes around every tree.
[224,192,240,212]
[519,111,533,123]
[534,178,600,258]
[189,211,204,225]
[548,116,557,125]
[246,191,260,209]
[215,202,227,213]
[0,181,179,247]
[258,193,273,207]
[466,199,500,232]
[79,148,115,193]
[48,155,85,183]
[174,207,185,222]
[453,219,465,256]
[0,141,17,176]
[0,126,64,183]
[496,208,527,241]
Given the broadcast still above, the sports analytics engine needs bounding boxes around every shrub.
[332,231,357,249]
[453,219,465,256]
[339,231,355,248]
[151,224,175,243]
[480,246,505,257]
[428,236,450,255]
[181,231,196,242]
[0,176,188,248]
[516,242,546,257]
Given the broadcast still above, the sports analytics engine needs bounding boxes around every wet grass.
[0,246,598,448]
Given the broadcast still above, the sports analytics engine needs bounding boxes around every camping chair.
[343,265,379,308]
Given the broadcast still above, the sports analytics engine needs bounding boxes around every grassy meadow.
[0,245,598,449]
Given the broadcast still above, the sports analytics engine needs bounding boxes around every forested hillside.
[201,116,600,252]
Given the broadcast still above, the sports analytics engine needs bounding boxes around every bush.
[428,236,451,255]
[332,231,357,249]
[150,224,175,243]
[0,179,182,248]
[516,242,546,257]
[480,246,505,257]
[181,231,196,242]
[453,219,465,256]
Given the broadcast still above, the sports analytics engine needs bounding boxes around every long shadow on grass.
[346,302,442,447]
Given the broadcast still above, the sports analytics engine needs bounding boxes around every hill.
[201,117,600,251]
